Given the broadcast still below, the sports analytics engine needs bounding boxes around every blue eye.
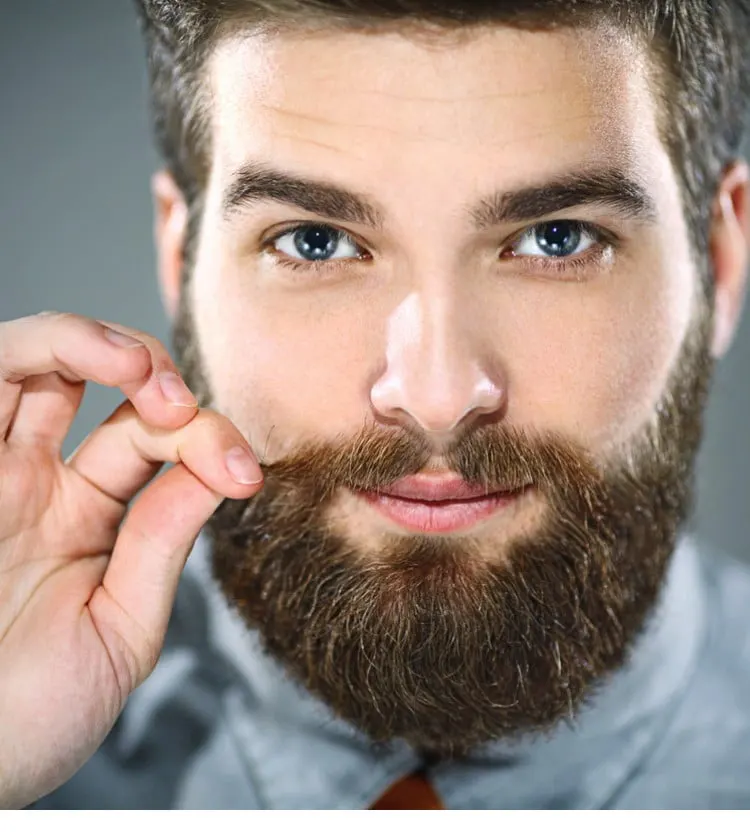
[273,224,362,263]
[264,218,614,280]
[511,221,597,259]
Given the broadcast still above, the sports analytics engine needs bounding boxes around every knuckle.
[38,311,89,338]
[195,408,232,435]
[179,408,236,449]
[39,310,74,327]
[204,410,251,451]
[179,407,217,438]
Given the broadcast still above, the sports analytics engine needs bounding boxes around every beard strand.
[176,285,714,757]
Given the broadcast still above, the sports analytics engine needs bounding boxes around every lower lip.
[358,489,525,534]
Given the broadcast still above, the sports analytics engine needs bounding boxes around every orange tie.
[370,772,445,809]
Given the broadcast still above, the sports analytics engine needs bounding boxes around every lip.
[358,474,530,534]
[377,473,511,502]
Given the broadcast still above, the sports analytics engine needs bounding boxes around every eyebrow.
[222,161,658,229]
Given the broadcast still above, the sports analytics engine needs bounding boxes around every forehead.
[206,24,660,196]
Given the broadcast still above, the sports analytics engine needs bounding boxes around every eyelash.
[261,220,617,279]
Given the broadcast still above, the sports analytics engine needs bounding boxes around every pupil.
[294,226,338,261]
[537,222,581,257]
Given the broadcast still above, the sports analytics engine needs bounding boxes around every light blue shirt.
[35,531,750,808]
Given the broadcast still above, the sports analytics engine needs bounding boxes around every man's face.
[171,23,715,754]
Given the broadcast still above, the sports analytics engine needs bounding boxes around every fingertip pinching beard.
[196,305,713,758]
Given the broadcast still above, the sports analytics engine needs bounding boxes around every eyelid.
[505,219,617,252]
[262,222,369,252]
[261,223,371,275]
[263,218,621,277]
[498,220,618,278]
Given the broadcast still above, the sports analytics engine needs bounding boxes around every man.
[1,0,750,809]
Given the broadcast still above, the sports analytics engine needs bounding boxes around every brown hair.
[133,0,750,292]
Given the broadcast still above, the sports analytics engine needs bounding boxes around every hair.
[133,0,750,295]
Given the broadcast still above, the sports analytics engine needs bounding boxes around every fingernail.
[158,371,198,407]
[104,327,145,348]
[225,446,264,485]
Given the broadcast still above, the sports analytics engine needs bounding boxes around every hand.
[0,312,264,809]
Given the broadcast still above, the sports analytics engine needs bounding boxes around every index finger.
[0,313,199,439]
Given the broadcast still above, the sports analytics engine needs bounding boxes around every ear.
[709,159,750,359]
[152,170,189,322]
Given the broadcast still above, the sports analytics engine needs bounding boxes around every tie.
[370,772,445,809]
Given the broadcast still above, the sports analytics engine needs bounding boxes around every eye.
[509,221,599,259]
[272,224,363,263]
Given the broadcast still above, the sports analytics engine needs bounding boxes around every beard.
[173,288,714,758]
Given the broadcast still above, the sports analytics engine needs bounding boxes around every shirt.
[32,531,750,809]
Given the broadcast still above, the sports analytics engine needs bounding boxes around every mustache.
[255,421,606,504]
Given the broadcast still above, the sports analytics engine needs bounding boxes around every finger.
[0,312,199,447]
[66,400,263,506]
[88,462,227,686]
[5,372,85,448]
[0,309,150,394]
[0,312,148,444]
[94,317,204,427]
[0,378,20,441]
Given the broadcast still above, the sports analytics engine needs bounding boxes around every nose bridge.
[412,284,472,394]
[370,283,505,434]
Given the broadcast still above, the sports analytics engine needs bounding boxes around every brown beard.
[173,292,714,758]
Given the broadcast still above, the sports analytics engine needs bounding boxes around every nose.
[370,291,506,438]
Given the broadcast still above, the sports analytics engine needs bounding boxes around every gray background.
[2,1,749,558]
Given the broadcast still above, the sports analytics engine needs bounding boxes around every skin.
[1,19,748,808]
[151,24,750,751]
[0,313,264,808]
[157,24,749,553]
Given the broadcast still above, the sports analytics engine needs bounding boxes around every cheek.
[508,261,695,450]
[193,219,695,460]
[194,267,374,457]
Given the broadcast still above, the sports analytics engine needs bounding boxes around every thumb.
[89,463,224,686]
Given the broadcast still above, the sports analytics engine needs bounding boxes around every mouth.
[356,473,531,534]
